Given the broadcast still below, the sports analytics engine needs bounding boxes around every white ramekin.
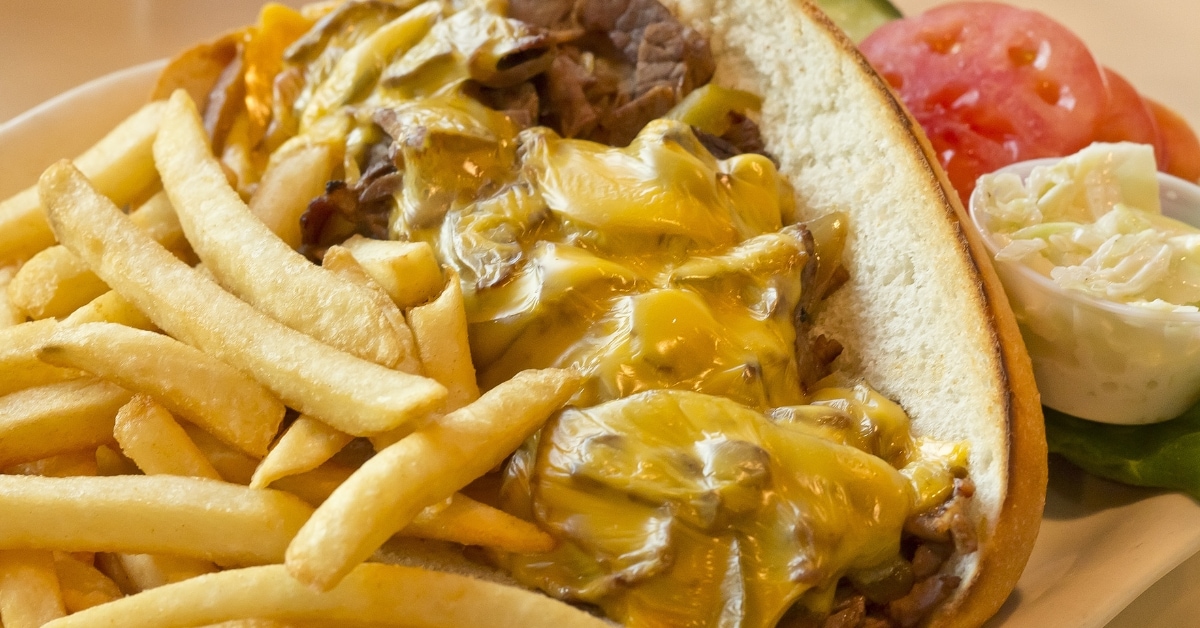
[969,158,1200,424]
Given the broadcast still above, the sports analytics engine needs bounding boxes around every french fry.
[8,192,183,320]
[8,246,108,321]
[40,161,447,436]
[248,140,335,248]
[0,320,82,397]
[52,554,122,613]
[286,368,581,589]
[90,554,136,597]
[321,246,422,374]
[338,236,444,310]
[370,270,476,451]
[270,465,553,554]
[154,90,415,370]
[0,475,312,566]
[407,270,480,411]
[112,395,224,590]
[0,101,165,264]
[0,379,130,469]
[39,563,612,628]
[113,554,218,593]
[0,266,24,327]
[113,395,222,480]
[182,424,258,485]
[62,291,156,330]
[0,550,66,628]
[92,446,139,478]
[401,493,555,554]
[250,416,352,489]
[38,322,285,456]
[4,451,99,479]
[269,463,355,507]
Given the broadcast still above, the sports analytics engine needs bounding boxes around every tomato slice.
[1094,67,1163,163]
[861,2,1107,202]
[1145,98,1200,182]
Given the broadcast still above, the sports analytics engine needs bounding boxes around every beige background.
[0,0,1197,129]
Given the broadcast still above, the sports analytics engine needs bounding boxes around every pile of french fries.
[0,83,604,627]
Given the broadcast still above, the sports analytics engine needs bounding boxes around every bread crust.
[661,0,1047,625]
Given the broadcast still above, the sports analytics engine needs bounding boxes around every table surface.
[2,2,1199,627]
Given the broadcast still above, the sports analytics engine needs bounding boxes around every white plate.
[5,61,1200,628]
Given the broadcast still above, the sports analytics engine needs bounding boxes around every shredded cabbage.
[976,142,1200,310]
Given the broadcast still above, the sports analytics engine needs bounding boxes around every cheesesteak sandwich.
[3,0,1044,626]
[285,0,1043,625]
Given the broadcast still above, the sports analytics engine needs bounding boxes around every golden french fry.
[0,320,82,397]
[200,621,306,628]
[90,554,136,596]
[126,190,186,246]
[248,140,335,248]
[112,396,224,589]
[154,90,414,370]
[113,554,218,593]
[114,395,222,480]
[321,246,422,374]
[0,550,66,628]
[338,236,444,310]
[40,563,612,628]
[0,101,165,264]
[4,451,99,479]
[286,368,581,589]
[402,493,555,554]
[38,322,285,456]
[52,554,122,613]
[269,464,355,507]
[8,192,183,320]
[408,269,480,411]
[8,245,108,320]
[93,446,139,478]
[0,266,25,327]
[62,291,157,330]
[268,465,551,554]
[0,379,130,468]
[40,161,447,436]
[182,424,259,485]
[250,416,352,490]
[0,475,312,566]
[369,270,476,451]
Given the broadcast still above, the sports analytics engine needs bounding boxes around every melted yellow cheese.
[499,389,962,627]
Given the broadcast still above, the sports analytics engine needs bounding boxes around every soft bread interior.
[661,0,1046,625]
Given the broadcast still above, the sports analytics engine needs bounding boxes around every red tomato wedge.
[861,2,1107,202]
[1094,67,1163,163]
[1146,98,1200,182]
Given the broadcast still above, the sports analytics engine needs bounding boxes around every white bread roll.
[659,0,1047,625]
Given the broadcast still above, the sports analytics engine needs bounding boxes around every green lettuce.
[1046,404,1200,499]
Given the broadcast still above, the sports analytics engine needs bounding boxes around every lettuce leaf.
[1046,404,1200,499]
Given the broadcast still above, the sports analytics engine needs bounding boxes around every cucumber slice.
[813,0,902,43]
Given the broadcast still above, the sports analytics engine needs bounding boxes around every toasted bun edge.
[662,0,1047,625]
